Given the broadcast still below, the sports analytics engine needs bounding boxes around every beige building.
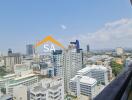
[4,53,22,72]
[116,47,124,56]
[13,85,27,100]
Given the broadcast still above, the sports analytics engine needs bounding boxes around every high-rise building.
[87,45,90,52]
[4,51,22,72]
[26,44,34,56]
[52,40,83,92]
[8,49,12,56]
[70,40,81,53]
[63,47,83,92]
[52,50,63,77]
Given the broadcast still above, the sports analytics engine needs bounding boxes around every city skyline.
[0,1,132,100]
[0,0,132,53]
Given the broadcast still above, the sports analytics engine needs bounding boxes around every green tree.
[110,61,123,76]
[0,66,7,76]
[1,88,6,94]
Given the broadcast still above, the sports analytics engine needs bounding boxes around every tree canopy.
[0,66,7,76]
[110,61,123,77]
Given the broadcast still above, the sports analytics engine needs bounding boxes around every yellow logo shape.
[34,36,65,49]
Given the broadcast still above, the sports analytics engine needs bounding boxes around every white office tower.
[77,65,108,85]
[63,47,83,92]
[30,77,64,100]
[69,75,97,99]
[52,40,83,92]
[52,50,63,77]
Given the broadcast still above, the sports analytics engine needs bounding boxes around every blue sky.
[0,0,132,54]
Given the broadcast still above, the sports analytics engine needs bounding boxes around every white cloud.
[60,24,67,30]
[71,18,132,50]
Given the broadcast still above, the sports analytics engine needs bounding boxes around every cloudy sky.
[0,0,132,53]
[69,18,132,50]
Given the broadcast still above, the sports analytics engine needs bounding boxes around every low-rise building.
[30,77,64,100]
[77,65,108,85]
[69,75,97,99]
[0,64,38,95]
[2,74,38,95]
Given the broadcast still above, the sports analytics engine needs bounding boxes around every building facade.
[26,44,34,56]
[30,77,64,100]
[116,47,124,56]
[4,53,22,72]
[0,64,38,95]
[69,75,97,99]
[77,65,108,85]
[52,40,83,92]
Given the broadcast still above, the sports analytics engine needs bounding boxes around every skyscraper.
[63,48,83,92]
[26,44,34,56]
[87,45,90,52]
[52,41,83,92]
[52,50,63,77]
[70,40,81,53]
[8,48,12,56]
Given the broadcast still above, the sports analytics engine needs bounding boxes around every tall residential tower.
[53,40,83,92]
[26,44,34,56]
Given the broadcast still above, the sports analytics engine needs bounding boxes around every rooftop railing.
[94,65,132,100]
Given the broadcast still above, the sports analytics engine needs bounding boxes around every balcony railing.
[94,65,132,100]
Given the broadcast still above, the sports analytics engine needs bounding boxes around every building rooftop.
[9,74,37,85]
[49,83,62,90]
[70,75,97,86]
[30,77,63,93]
[3,74,16,78]
[80,76,97,85]
[6,53,21,57]
[33,85,47,92]
[0,74,16,80]
[77,65,107,75]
